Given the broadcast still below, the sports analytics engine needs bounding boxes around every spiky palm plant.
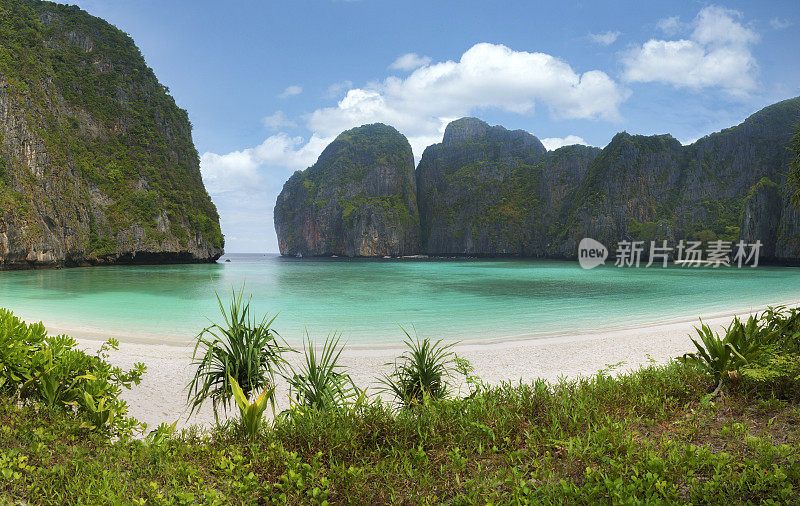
[283,331,356,411]
[683,317,765,393]
[187,286,290,419]
[379,328,456,407]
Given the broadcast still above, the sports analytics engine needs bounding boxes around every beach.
[70,303,794,432]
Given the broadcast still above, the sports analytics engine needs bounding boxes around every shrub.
[0,308,145,436]
[683,316,764,386]
[283,331,357,412]
[187,286,290,419]
[379,329,456,406]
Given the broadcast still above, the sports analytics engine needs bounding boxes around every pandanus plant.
[187,285,291,421]
[379,328,456,407]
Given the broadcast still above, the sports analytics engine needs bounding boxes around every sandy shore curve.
[63,300,798,431]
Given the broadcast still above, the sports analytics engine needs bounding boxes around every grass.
[0,360,798,503]
[1,305,800,503]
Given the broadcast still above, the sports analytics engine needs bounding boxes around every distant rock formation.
[274,123,420,257]
[274,97,800,263]
[0,1,223,268]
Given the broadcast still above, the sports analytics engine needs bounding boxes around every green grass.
[2,306,800,503]
[0,360,799,504]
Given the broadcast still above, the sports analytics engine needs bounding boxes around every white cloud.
[541,135,589,151]
[262,111,296,130]
[308,42,627,156]
[389,53,432,71]
[770,17,791,30]
[278,85,302,98]
[622,6,759,96]
[588,30,621,46]
[205,43,628,251]
[656,16,683,35]
[200,134,329,194]
[325,80,353,98]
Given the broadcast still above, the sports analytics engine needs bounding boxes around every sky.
[57,0,800,253]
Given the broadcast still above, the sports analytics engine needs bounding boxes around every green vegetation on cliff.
[274,123,420,257]
[0,0,222,266]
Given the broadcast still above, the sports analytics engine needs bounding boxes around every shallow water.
[1,254,799,346]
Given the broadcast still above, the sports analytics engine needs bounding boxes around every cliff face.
[274,123,420,257]
[274,97,800,262]
[561,97,800,262]
[416,117,599,256]
[0,0,223,268]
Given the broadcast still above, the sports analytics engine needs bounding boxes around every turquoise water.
[1,254,799,346]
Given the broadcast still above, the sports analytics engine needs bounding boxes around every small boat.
[296,253,303,258]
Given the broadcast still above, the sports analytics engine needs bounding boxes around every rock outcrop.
[561,97,800,262]
[275,97,800,263]
[0,0,223,269]
[274,123,420,256]
[416,117,597,256]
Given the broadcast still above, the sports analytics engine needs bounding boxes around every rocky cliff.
[560,97,800,262]
[0,0,223,268]
[416,117,598,256]
[275,97,800,263]
[274,123,420,256]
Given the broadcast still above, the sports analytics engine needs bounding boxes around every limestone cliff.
[416,117,598,256]
[561,97,800,262]
[275,98,800,263]
[274,123,420,256]
[0,0,223,268]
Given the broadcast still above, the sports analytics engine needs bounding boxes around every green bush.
[379,329,456,406]
[0,308,145,436]
[187,286,290,419]
[740,349,800,401]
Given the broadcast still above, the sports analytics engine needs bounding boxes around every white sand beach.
[67,302,797,432]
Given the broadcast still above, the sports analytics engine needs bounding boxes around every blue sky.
[60,0,799,252]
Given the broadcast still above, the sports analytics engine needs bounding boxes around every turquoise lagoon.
[1,254,799,346]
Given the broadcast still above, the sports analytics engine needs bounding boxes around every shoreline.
[53,296,800,350]
[68,300,799,431]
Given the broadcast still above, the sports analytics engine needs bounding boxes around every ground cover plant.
[0,305,798,503]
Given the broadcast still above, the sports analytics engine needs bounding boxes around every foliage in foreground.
[2,305,800,503]
[379,330,456,406]
[187,287,290,418]
[0,360,799,504]
[0,308,145,436]
[282,331,357,412]
[683,306,800,400]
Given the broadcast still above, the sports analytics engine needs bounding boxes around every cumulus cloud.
[588,30,621,46]
[278,85,302,98]
[622,6,759,95]
[325,80,353,98]
[204,43,628,251]
[308,42,627,156]
[389,52,432,71]
[262,111,296,130]
[656,16,683,35]
[540,135,589,151]
[770,17,791,30]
